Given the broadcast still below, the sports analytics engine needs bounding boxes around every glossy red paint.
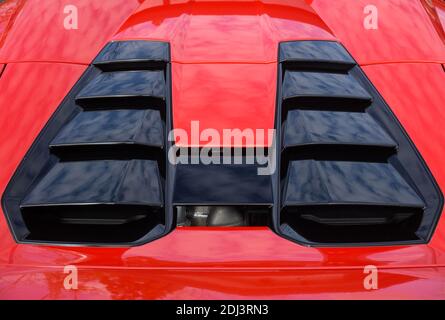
[0,0,141,64]
[311,0,445,65]
[1,228,445,299]
[0,0,445,299]
[0,63,86,251]
[2,266,445,299]
[172,63,277,147]
[422,0,445,43]
[362,63,445,251]
[0,0,24,47]
[437,0,445,31]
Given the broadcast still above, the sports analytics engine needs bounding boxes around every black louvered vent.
[2,41,173,245]
[275,41,443,245]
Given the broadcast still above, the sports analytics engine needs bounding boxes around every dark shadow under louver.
[275,40,443,245]
[2,41,172,245]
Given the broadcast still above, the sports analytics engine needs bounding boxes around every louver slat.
[50,109,164,150]
[94,40,169,71]
[282,71,372,106]
[279,41,356,71]
[21,160,163,207]
[283,110,397,149]
[76,71,166,108]
[282,160,424,208]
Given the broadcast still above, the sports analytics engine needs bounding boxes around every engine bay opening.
[176,206,271,227]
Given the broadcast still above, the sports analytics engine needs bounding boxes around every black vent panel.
[2,41,172,245]
[275,41,443,245]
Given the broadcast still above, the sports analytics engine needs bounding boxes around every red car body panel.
[311,0,445,65]
[0,0,141,64]
[0,0,445,299]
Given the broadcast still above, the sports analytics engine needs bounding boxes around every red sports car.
[0,0,445,300]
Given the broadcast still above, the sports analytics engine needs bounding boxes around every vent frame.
[273,40,444,247]
[1,40,175,246]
